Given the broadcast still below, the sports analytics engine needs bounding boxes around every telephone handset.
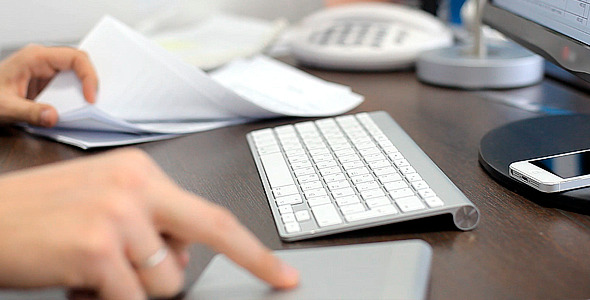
[289,3,453,71]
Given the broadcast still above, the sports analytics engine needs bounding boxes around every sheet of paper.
[35,16,276,124]
[211,55,364,117]
[24,127,179,150]
[24,118,246,149]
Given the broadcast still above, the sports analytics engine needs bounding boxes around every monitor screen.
[484,0,590,82]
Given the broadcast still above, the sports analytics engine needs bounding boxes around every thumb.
[0,95,58,127]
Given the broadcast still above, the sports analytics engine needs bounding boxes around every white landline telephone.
[289,3,453,71]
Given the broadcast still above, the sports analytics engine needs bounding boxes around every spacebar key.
[260,152,295,188]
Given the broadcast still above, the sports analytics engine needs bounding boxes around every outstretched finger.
[151,189,299,289]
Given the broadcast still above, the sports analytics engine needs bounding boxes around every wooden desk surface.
[1,68,590,299]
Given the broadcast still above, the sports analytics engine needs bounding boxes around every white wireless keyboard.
[247,111,479,241]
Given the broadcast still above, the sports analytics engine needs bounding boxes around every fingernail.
[40,109,52,127]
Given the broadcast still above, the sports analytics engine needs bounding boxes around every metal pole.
[472,0,487,58]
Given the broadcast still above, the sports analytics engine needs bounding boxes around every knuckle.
[20,44,44,61]
[101,194,141,224]
[77,220,119,270]
[77,49,91,59]
[107,149,156,191]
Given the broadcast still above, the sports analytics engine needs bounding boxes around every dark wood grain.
[1,67,589,299]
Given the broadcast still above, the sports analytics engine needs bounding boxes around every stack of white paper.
[26,16,363,149]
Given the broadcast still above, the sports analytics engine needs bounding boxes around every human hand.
[0,149,298,299]
[0,44,98,127]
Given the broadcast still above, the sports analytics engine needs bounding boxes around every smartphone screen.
[531,150,590,179]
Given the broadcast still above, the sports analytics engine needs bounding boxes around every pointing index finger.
[151,187,299,289]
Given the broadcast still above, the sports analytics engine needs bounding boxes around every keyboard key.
[379,173,403,183]
[389,187,414,199]
[327,180,350,190]
[388,152,404,160]
[335,148,356,157]
[424,196,444,208]
[313,153,334,162]
[282,213,296,223]
[406,173,423,182]
[359,147,381,156]
[260,152,295,188]
[284,222,301,233]
[319,166,342,176]
[295,210,311,221]
[374,166,396,176]
[286,149,306,157]
[418,188,436,199]
[312,204,343,227]
[278,205,294,214]
[338,154,361,163]
[292,160,312,169]
[340,203,366,215]
[332,187,356,198]
[257,145,280,155]
[363,153,386,162]
[344,204,397,222]
[298,173,319,184]
[394,159,411,168]
[272,185,298,197]
[324,172,346,182]
[288,155,309,164]
[335,194,361,206]
[347,167,370,177]
[395,196,426,212]
[276,194,303,206]
[294,167,316,177]
[399,166,416,175]
[300,181,323,191]
[307,196,332,207]
[360,188,385,200]
[351,174,374,184]
[342,160,364,170]
[356,180,380,192]
[316,160,338,169]
[369,160,390,169]
[366,196,391,208]
[384,180,408,192]
[304,187,328,199]
[411,180,429,190]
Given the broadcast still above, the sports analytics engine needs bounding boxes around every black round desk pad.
[478,114,590,214]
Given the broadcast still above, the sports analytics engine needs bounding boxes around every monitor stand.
[479,114,590,214]
[416,0,544,89]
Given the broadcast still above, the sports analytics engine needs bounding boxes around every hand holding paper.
[0,45,98,127]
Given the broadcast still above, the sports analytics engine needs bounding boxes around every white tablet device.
[187,239,432,300]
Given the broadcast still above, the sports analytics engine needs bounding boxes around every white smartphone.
[509,149,590,193]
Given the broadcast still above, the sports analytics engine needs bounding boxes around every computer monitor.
[483,0,590,83]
